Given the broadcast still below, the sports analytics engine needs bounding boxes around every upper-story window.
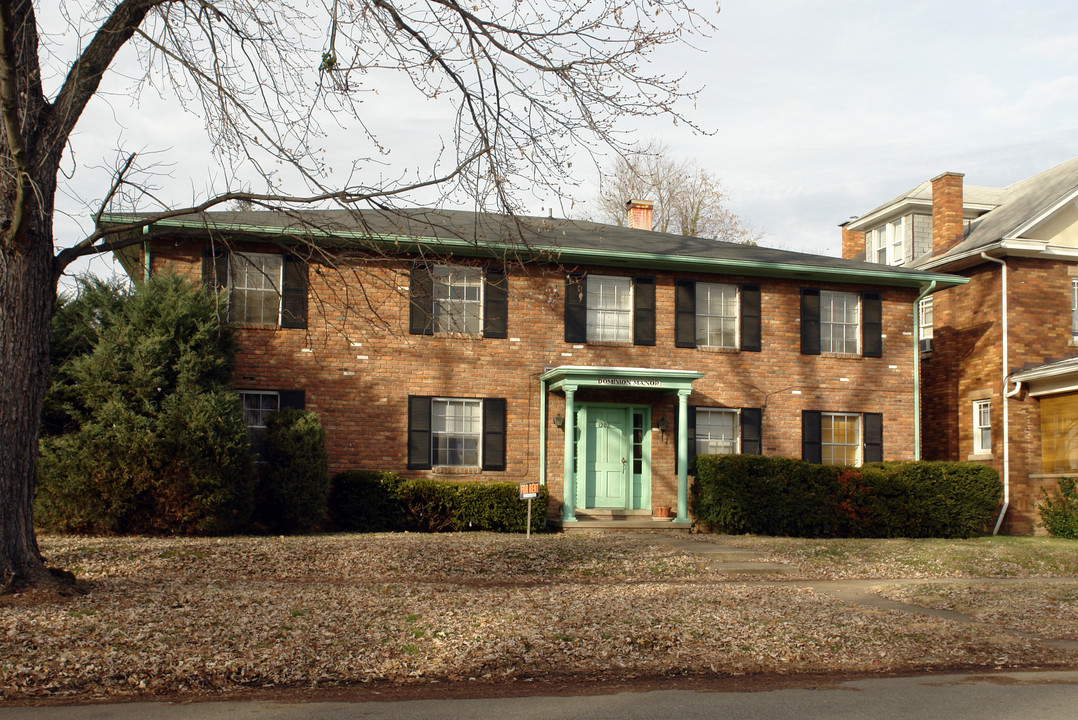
[696,283,738,348]
[674,279,761,352]
[565,274,655,346]
[820,290,859,354]
[410,263,507,338]
[202,249,308,329]
[919,296,934,351]
[433,265,483,333]
[1071,279,1077,339]
[587,275,632,343]
[229,253,283,325]
[801,288,881,358]
[866,217,905,266]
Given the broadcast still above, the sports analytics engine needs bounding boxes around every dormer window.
[866,217,905,266]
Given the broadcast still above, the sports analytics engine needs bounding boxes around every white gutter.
[913,281,937,460]
[980,252,1010,535]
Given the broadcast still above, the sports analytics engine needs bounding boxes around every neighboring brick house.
[841,157,1078,534]
[109,203,961,528]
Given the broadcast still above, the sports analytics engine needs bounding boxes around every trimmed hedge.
[691,456,1001,538]
[325,473,548,533]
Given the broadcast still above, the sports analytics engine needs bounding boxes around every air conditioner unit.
[919,337,933,353]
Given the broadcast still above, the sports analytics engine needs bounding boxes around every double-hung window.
[919,296,934,350]
[695,409,739,455]
[238,389,305,454]
[866,218,905,265]
[820,290,859,354]
[695,283,738,348]
[801,288,881,357]
[409,264,507,338]
[586,275,632,343]
[408,396,507,471]
[802,411,883,466]
[202,249,308,329]
[433,266,483,334]
[564,274,655,346]
[973,399,991,455]
[1071,279,1078,339]
[674,280,761,351]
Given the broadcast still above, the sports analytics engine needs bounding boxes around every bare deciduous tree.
[0,0,712,593]
[593,140,762,243]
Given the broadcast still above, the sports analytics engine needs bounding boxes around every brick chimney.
[840,221,865,260]
[931,172,965,256]
[626,199,654,231]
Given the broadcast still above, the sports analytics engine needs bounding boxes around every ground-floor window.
[408,396,506,471]
[1040,392,1078,473]
[802,410,882,466]
[240,390,279,450]
[695,408,739,455]
[821,412,860,466]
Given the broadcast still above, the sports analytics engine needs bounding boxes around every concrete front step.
[553,519,692,533]
[708,561,796,575]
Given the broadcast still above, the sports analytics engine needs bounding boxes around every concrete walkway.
[643,534,1078,653]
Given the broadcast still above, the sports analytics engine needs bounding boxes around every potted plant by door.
[653,505,672,520]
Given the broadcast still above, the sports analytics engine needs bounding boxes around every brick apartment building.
[841,157,1078,533]
[109,203,962,527]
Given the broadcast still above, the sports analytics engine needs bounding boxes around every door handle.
[621,457,626,464]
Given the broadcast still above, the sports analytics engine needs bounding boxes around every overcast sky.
[48,0,1078,280]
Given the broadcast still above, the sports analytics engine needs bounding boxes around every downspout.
[539,377,547,487]
[981,252,1009,535]
[142,225,152,283]
[914,281,937,461]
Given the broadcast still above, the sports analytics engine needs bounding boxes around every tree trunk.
[0,212,58,592]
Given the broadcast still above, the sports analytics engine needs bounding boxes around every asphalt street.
[2,670,1076,720]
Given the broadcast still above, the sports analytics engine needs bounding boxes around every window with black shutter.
[633,276,655,346]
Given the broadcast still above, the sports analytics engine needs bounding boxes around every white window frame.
[821,412,861,466]
[240,390,279,451]
[695,408,740,456]
[973,399,992,455]
[919,296,934,340]
[432,265,483,334]
[432,398,482,467]
[586,275,632,343]
[696,282,739,349]
[866,218,905,266]
[228,252,283,325]
[1071,279,1077,339]
[820,290,860,354]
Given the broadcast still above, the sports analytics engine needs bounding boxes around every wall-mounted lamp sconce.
[554,414,565,430]
[656,417,668,433]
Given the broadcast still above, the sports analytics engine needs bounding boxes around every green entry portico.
[539,366,704,523]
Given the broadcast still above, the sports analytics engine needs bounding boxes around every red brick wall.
[150,237,921,519]
[841,225,865,260]
[921,256,1078,533]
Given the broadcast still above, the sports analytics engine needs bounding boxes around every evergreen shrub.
[255,408,329,533]
[691,456,1000,538]
[1038,478,1078,539]
[327,470,406,532]
[36,275,253,535]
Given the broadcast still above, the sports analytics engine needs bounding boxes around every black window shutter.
[201,248,228,291]
[281,256,308,329]
[863,412,883,463]
[482,398,507,471]
[564,273,587,343]
[483,267,508,339]
[633,276,656,346]
[278,389,305,410]
[802,410,822,464]
[801,288,821,355]
[740,407,762,455]
[862,291,882,358]
[409,264,434,336]
[407,396,433,470]
[674,279,696,348]
[740,284,761,352]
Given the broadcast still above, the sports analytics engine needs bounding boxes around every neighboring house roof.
[853,181,1005,227]
[930,156,1078,265]
[103,208,966,289]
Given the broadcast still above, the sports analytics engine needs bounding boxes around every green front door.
[584,406,630,508]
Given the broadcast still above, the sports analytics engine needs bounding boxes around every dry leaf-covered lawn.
[703,535,1078,579]
[1,533,1074,703]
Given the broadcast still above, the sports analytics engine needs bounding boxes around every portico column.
[561,385,578,523]
[676,389,691,521]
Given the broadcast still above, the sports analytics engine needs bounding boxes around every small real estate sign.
[519,481,540,537]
